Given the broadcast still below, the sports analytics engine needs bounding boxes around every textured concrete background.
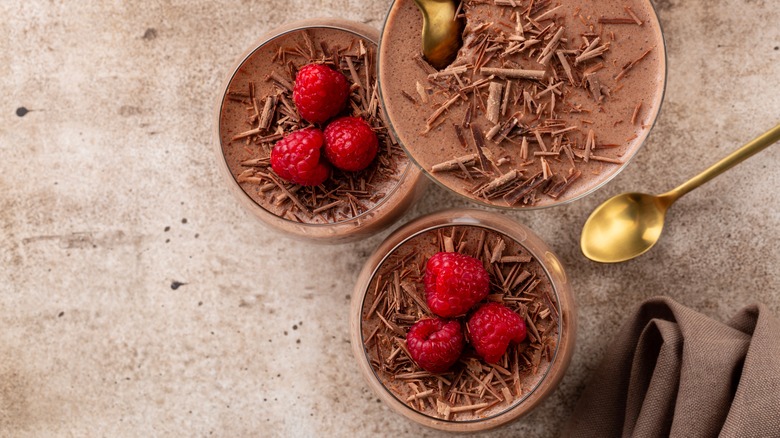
[1,0,778,436]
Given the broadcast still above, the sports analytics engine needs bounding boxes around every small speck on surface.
[164,226,170,232]
[58,311,64,317]
[16,107,29,117]
[171,281,186,290]
[181,218,188,224]
[142,28,157,40]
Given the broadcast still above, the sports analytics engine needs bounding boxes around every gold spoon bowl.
[581,193,669,263]
[581,124,780,263]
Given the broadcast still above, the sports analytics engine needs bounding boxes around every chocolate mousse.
[360,224,560,421]
[215,20,424,241]
[379,0,666,207]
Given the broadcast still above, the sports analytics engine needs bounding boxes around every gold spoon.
[581,124,780,263]
[413,0,464,70]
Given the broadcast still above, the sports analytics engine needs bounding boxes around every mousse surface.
[361,225,560,421]
[220,27,410,224]
[380,0,666,207]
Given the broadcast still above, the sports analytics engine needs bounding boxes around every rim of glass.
[358,219,564,424]
[376,0,669,211]
[216,20,417,228]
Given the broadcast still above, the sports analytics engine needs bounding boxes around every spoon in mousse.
[581,124,780,263]
[413,0,464,69]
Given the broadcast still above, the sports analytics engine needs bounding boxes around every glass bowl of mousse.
[378,0,667,209]
[214,18,427,243]
[350,209,576,432]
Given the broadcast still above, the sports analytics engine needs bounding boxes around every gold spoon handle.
[413,0,462,69]
[662,123,780,203]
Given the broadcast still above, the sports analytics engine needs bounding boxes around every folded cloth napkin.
[563,296,780,438]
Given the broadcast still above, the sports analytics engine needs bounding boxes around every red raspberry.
[424,252,490,318]
[323,117,379,172]
[293,63,350,124]
[467,302,526,364]
[270,128,330,186]
[406,318,464,373]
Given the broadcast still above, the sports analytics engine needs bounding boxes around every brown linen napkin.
[563,296,780,438]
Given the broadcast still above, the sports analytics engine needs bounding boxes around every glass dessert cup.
[350,209,576,432]
[214,18,428,244]
[377,0,668,210]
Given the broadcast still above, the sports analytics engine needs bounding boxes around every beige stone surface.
[1,0,778,436]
